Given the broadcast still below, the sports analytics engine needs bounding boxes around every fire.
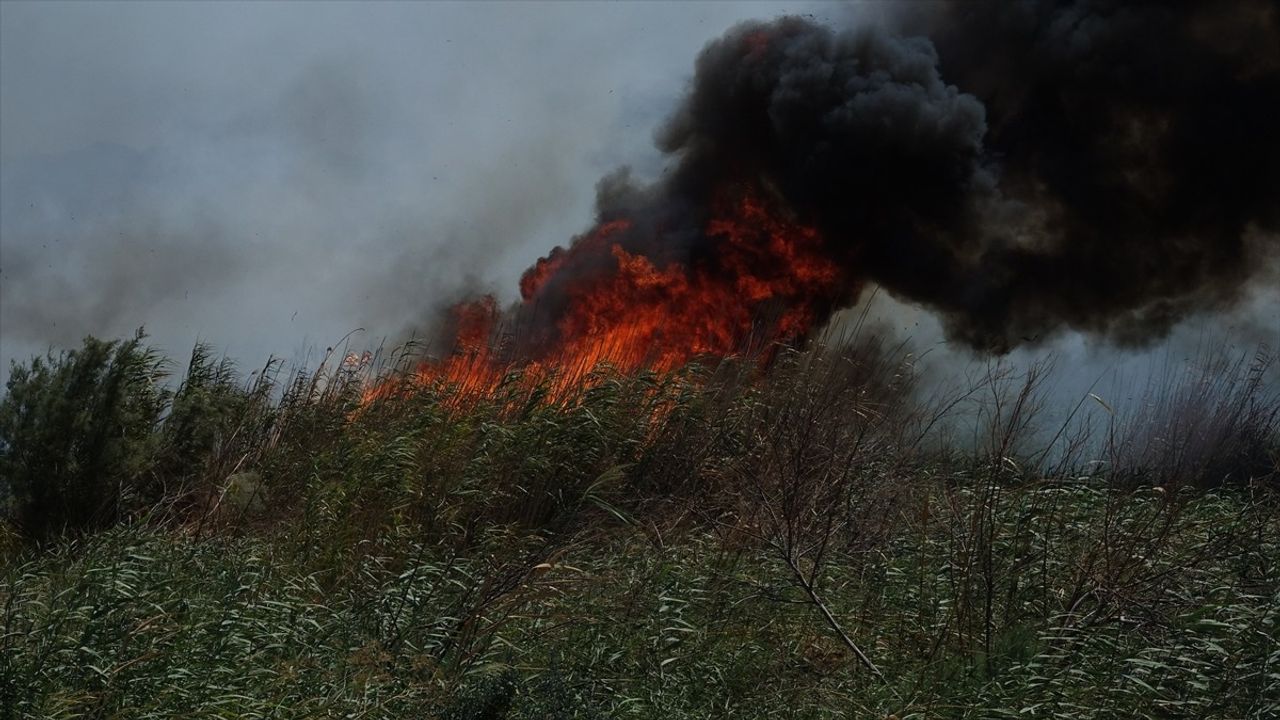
[371,182,854,403]
[540,188,847,375]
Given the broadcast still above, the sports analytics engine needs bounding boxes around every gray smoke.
[1,1,812,378]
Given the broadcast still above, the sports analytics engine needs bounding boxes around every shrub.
[0,332,168,541]
[151,344,281,517]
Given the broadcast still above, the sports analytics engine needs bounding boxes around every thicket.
[0,333,1276,718]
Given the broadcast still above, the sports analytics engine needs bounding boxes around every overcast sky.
[1,0,839,375]
[1,1,1275,407]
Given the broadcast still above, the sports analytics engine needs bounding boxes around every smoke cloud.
[894,0,1280,348]
[2,1,1276,381]
[0,2,809,378]
[510,2,1279,358]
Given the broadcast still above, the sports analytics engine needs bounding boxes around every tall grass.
[0,333,1275,718]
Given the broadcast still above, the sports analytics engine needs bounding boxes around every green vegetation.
[1,335,1277,718]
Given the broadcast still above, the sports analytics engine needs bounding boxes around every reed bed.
[1,332,1276,718]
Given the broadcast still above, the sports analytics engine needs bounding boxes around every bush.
[152,344,279,515]
[0,333,168,541]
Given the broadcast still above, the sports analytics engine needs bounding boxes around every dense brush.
[0,333,1276,718]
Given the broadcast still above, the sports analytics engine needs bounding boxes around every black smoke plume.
[520,1,1280,354]
[893,0,1280,348]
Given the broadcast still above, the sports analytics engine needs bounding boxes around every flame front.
[372,183,855,402]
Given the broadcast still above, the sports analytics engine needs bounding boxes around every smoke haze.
[1,1,814,378]
[2,1,1277,385]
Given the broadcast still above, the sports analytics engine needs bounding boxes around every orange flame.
[368,183,853,404]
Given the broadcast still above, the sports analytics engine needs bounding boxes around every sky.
[1,0,828,375]
[1,0,1276,408]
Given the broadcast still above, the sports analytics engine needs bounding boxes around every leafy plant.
[0,332,168,540]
